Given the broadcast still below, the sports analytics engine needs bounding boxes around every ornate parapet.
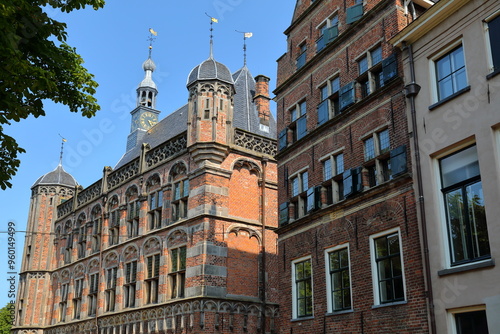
[76,180,102,208]
[145,133,187,170]
[107,159,140,191]
[233,129,277,157]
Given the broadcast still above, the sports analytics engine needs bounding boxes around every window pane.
[320,85,329,100]
[365,137,375,160]
[446,188,468,263]
[359,56,368,74]
[323,159,332,181]
[331,77,340,93]
[292,177,299,196]
[371,46,382,65]
[440,146,480,188]
[466,182,490,259]
[379,130,390,153]
[489,16,500,71]
[299,101,307,116]
[456,310,489,334]
[437,54,451,80]
[336,154,344,174]
[451,47,465,70]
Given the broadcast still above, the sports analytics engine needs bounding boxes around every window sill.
[291,315,314,322]
[372,300,407,309]
[326,309,353,316]
[486,68,500,80]
[438,258,495,277]
[428,86,471,111]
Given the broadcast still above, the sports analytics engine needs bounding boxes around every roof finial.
[147,28,157,59]
[58,134,67,166]
[206,13,218,58]
[236,31,253,66]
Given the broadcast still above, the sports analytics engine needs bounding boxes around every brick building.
[274,0,433,332]
[13,42,279,333]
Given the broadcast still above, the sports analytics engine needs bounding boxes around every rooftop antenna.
[147,28,157,58]
[205,13,218,58]
[236,30,253,66]
[58,134,67,166]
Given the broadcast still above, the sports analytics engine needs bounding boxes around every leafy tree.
[0,0,105,189]
[0,304,14,334]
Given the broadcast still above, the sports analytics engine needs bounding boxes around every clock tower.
[126,53,160,151]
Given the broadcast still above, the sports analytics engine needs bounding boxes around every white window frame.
[369,227,406,306]
[484,11,500,74]
[291,256,314,319]
[325,243,352,313]
[429,39,467,104]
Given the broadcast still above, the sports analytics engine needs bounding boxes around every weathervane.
[58,134,67,166]
[147,28,158,58]
[236,30,253,66]
[205,13,218,58]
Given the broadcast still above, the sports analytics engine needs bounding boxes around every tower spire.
[206,13,218,58]
[58,134,66,166]
[236,31,253,66]
[148,28,157,59]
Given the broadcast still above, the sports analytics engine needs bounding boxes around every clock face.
[139,112,157,130]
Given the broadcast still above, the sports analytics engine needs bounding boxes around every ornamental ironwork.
[234,129,277,156]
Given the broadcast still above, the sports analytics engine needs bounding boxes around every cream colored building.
[391,0,500,333]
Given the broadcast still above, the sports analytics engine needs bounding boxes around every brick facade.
[274,0,429,332]
[13,52,279,333]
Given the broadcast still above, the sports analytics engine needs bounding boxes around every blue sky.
[0,0,294,308]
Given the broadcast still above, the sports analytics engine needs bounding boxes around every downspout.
[402,42,436,334]
[260,157,268,333]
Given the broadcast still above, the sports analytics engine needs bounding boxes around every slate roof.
[187,57,234,87]
[114,62,276,169]
[32,164,78,189]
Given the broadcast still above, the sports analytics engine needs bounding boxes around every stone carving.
[57,199,74,218]
[234,129,277,156]
[143,237,161,255]
[145,134,187,169]
[107,159,140,191]
[76,180,102,208]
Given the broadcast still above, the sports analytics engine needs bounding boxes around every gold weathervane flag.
[211,17,218,23]
[244,32,253,38]
[149,28,158,36]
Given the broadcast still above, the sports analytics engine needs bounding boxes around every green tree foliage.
[0,0,105,189]
[0,304,14,334]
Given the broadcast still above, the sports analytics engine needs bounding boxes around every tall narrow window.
[124,261,137,308]
[105,267,117,312]
[293,258,313,318]
[109,210,120,246]
[73,278,83,319]
[145,254,160,304]
[172,180,189,222]
[148,190,163,230]
[290,170,309,219]
[91,207,101,254]
[364,129,392,187]
[169,246,186,299]
[487,15,500,72]
[327,246,351,312]
[435,45,467,101]
[373,231,405,304]
[88,273,99,317]
[297,42,307,69]
[440,145,490,265]
[77,216,86,259]
[59,283,69,322]
[127,201,140,238]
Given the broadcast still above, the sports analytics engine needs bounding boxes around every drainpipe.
[402,42,437,334]
[260,157,268,333]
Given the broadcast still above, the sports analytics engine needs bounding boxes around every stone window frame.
[321,150,345,205]
[325,243,352,313]
[289,168,309,220]
[144,253,161,304]
[362,128,391,188]
[107,195,120,247]
[123,260,138,308]
[356,44,384,98]
[168,245,187,299]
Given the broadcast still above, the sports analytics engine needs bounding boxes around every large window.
[364,129,391,187]
[124,261,137,308]
[148,190,163,230]
[290,170,309,219]
[169,246,186,299]
[292,258,313,318]
[59,283,69,322]
[371,230,405,304]
[318,76,340,124]
[127,201,140,238]
[105,267,117,312]
[357,46,384,98]
[440,145,490,266]
[322,153,344,204]
[88,273,99,317]
[487,14,500,72]
[172,179,189,222]
[454,309,489,334]
[72,278,83,319]
[326,246,351,312]
[289,100,307,142]
[145,254,160,304]
[435,45,467,101]
[90,207,101,254]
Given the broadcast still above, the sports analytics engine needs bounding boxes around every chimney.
[254,75,271,126]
